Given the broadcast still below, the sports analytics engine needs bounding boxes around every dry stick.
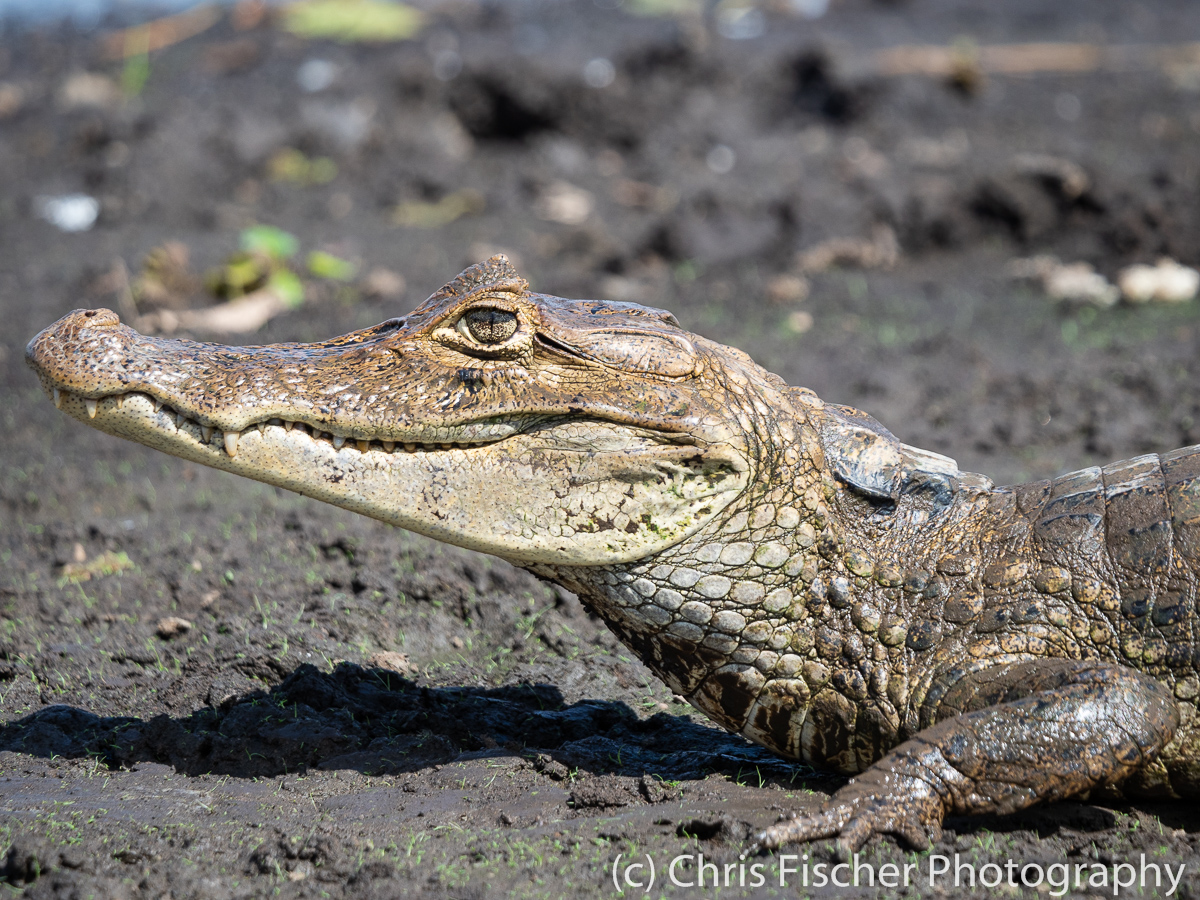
[101,4,222,60]
[871,41,1200,76]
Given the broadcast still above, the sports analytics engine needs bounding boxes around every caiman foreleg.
[755,660,1179,855]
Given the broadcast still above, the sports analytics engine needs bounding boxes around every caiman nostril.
[80,308,120,328]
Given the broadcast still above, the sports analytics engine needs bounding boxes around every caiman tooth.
[153,398,163,412]
[224,431,240,457]
[357,440,370,452]
[201,426,213,442]
[332,435,346,450]
[256,423,265,434]
[382,441,395,452]
[440,443,453,450]
[53,388,62,409]
[283,421,294,432]
[175,413,186,428]
[115,394,124,409]
[85,398,98,419]
[404,443,417,452]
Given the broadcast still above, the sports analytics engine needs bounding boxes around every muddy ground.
[3,0,1200,896]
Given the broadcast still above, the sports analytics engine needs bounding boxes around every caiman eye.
[457,308,518,344]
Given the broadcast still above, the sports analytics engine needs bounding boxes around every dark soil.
[4,1,1200,896]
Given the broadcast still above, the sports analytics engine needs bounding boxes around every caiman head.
[27,256,818,567]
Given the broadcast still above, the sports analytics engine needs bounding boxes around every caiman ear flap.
[568,331,697,377]
[820,405,904,501]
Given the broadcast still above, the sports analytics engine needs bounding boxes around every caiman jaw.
[50,387,514,457]
[27,260,754,566]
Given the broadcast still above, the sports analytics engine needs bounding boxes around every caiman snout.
[27,307,123,360]
[78,308,121,326]
[32,306,122,345]
[26,307,132,400]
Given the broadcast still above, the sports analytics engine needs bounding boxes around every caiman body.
[26,256,1197,852]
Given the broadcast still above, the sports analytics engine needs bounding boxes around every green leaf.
[266,148,311,184]
[224,256,264,292]
[268,269,306,308]
[307,251,357,282]
[309,157,338,184]
[282,0,425,43]
[240,225,298,261]
[267,149,338,186]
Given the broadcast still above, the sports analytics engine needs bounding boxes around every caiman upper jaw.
[26,307,528,450]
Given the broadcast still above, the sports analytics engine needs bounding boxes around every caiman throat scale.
[27,256,1200,853]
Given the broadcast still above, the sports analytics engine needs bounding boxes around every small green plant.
[267,148,337,186]
[59,550,134,586]
[205,226,357,312]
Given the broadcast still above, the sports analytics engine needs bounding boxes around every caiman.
[26,256,1198,854]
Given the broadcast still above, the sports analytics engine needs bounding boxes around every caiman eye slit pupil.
[461,308,518,344]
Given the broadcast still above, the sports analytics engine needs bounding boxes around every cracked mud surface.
[4,0,1200,896]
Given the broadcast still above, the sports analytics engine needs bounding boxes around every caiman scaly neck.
[531,390,999,772]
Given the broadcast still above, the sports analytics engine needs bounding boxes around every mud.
[4,0,1200,896]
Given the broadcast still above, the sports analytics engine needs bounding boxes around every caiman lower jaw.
[50,387,509,458]
[50,388,750,566]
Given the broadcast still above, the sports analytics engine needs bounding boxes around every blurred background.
[3,3,1200,895]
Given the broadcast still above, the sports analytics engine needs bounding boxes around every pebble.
[1119,258,1200,304]
[156,616,193,639]
[366,650,415,674]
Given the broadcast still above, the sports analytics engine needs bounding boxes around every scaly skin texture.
[26,257,1197,855]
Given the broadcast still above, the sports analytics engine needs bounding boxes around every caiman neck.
[529,401,999,767]
[529,391,825,688]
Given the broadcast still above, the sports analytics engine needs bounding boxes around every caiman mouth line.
[53,387,517,459]
[51,386,696,460]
